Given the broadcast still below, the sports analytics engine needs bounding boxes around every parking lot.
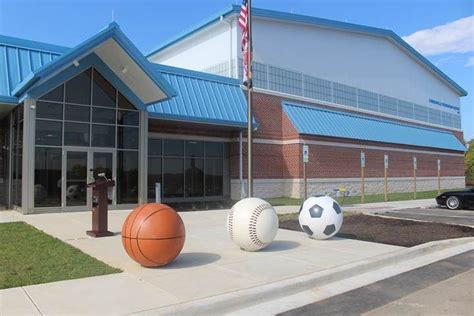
[380,207,474,227]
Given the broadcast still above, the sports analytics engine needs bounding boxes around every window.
[118,127,138,149]
[35,147,62,207]
[205,159,223,196]
[36,101,63,120]
[163,158,184,198]
[64,122,89,147]
[65,69,92,105]
[34,67,141,207]
[91,125,115,148]
[186,141,204,157]
[148,138,162,156]
[36,120,62,146]
[92,107,116,124]
[148,157,162,201]
[117,151,138,204]
[65,104,90,122]
[148,137,228,200]
[92,70,116,108]
[164,139,184,156]
[185,158,204,197]
[39,85,64,102]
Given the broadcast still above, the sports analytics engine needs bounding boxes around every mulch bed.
[280,214,474,247]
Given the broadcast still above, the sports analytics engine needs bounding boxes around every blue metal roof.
[0,34,68,103]
[147,5,467,97]
[147,64,249,128]
[11,23,176,105]
[283,102,465,152]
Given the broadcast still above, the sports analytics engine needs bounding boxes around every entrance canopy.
[0,23,176,113]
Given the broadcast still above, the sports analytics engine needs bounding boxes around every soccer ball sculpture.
[298,196,343,240]
[227,198,279,251]
[122,203,185,267]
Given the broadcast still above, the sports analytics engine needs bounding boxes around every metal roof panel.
[283,102,466,152]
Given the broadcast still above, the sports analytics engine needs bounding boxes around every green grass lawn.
[267,189,456,206]
[0,222,121,289]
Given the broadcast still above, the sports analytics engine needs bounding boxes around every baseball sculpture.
[227,197,279,251]
[122,203,185,267]
[298,196,343,240]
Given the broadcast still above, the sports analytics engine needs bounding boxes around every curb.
[134,237,474,315]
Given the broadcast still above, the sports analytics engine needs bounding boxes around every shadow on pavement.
[159,252,221,269]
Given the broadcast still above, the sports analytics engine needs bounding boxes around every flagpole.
[247,0,253,197]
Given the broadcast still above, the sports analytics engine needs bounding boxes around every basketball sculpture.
[122,203,185,267]
[298,196,343,240]
[227,197,279,251]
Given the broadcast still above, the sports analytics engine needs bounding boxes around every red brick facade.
[230,91,465,181]
[149,91,465,185]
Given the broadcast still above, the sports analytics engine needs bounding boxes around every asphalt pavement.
[380,207,474,227]
[280,250,474,316]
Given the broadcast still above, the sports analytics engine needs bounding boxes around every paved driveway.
[380,207,474,227]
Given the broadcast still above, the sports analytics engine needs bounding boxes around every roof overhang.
[13,22,176,105]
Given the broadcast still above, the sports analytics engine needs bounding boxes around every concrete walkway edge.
[134,237,474,315]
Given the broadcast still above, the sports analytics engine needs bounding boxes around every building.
[0,6,467,214]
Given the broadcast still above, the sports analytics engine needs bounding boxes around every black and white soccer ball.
[298,196,343,240]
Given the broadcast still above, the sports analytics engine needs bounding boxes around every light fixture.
[73,60,80,67]
[121,66,128,74]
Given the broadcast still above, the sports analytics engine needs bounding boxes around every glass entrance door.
[63,149,115,211]
[65,151,88,208]
[92,152,114,204]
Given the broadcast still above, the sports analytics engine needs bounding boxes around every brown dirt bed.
[279,214,474,247]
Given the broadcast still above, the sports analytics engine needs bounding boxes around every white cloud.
[466,56,474,67]
[402,15,474,56]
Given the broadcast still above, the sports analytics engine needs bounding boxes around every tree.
[466,140,474,186]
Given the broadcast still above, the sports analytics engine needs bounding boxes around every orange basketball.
[121,203,185,267]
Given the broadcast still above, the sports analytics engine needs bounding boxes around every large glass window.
[64,122,89,147]
[12,106,23,207]
[35,148,62,207]
[65,69,92,105]
[0,116,10,208]
[34,67,140,207]
[148,137,228,200]
[36,120,62,146]
[36,101,63,120]
[92,70,116,108]
[185,158,204,197]
[117,151,138,204]
[163,158,184,198]
[148,157,162,202]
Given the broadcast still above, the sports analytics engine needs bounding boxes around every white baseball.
[227,197,279,251]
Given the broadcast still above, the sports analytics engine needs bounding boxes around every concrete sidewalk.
[1,209,403,315]
[275,198,437,215]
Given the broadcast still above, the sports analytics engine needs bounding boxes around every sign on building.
[360,152,365,168]
[303,145,309,163]
[384,154,389,169]
[413,157,417,170]
[438,159,441,171]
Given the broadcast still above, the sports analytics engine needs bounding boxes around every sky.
[0,0,473,140]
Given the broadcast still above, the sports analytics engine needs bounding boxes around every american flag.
[239,0,250,86]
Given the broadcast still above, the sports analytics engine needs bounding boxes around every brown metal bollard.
[86,175,115,237]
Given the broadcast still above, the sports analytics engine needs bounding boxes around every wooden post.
[303,144,309,199]
[384,154,388,202]
[437,159,441,195]
[413,156,417,199]
[361,151,365,203]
